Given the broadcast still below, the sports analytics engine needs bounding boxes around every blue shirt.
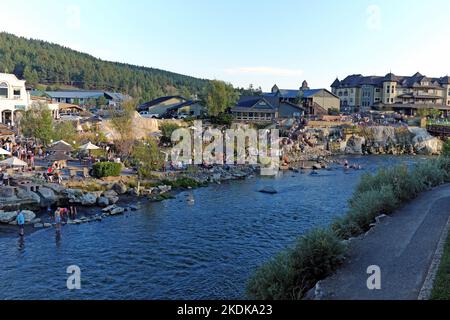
[16,213,25,225]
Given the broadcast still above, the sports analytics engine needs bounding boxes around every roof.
[44,90,125,101]
[137,96,186,111]
[335,72,450,88]
[233,96,278,111]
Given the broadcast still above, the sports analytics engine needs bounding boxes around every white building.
[0,73,30,125]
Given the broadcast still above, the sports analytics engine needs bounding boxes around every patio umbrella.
[46,151,74,162]
[48,140,74,152]
[0,157,28,167]
[0,148,11,155]
[79,142,100,151]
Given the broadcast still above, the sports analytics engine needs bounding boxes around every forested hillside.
[0,32,210,102]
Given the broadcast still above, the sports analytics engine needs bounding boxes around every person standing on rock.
[16,211,25,236]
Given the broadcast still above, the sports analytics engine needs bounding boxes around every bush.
[443,139,450,157]
[92,162,122,178]
[161,177,204,189]
[246,229,346,300]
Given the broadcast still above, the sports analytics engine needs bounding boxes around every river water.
[0,156,424,299]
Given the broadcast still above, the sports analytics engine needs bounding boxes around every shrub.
[161,177,204,189]
[92,162,122,178]
[246,229,346,300]
[443,139,450,157]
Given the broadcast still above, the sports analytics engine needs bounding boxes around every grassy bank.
[247,157,450,300]
[430,232,450,300]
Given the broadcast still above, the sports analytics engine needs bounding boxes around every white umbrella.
[79,142,100,151]
[52,140,71,146]
[0,148,11,155]
[0,156,28,167]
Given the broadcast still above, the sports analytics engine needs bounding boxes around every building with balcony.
[0,73,31,125]
[331,72,450,115]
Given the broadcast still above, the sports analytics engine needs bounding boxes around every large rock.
[22,210,36,223]
[409,127,443,155]
[345,136,366,154]
[37,187,57,206]
[102,190,119,204]
[65,189,84,204]
[97,196,109,207]
[110,207,125,215]
[0,211,18,224]
[80,192,98,206]
[16,189,41,206]
[111,182,127,195]
[157,185,172,194]
[44,183,66,195]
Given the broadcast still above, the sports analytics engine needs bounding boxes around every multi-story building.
[331,72,450,116]
[0,73,30,125]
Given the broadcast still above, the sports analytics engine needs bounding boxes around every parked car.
[177,113,189,119]
[139,111,160,119]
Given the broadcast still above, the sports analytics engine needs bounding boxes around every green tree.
[443,139,450,157]
[53,121,77,142]
[21,103,54,145]
[97,96,108,107]
[109,99,137,158]
[132,138,164,179]
[205,80,239,117]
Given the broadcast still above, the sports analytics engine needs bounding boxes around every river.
[0,156,425,299]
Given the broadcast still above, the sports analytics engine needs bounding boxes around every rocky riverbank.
[0,165,258,236]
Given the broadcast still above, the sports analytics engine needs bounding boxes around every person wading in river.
[16,211,25,236]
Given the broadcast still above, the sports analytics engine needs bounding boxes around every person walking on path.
[16,211,25,236]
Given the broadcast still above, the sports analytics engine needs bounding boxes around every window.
[0,82,8,98]
[391,98,394,103]
[391,87,395,93]
[13,89,20,97]
[386,86,390,94]
[375,88,381,93]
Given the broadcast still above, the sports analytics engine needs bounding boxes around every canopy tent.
[0,148,11,155]
[79,142,100,151]
[0,157,28,167]
[48,140,74,152]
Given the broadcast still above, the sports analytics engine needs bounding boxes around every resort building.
[31,90,129,107]
[231,95,307,122]
[231,80,339,122]
[0,73,30,125]
[331,72,450,115]
[137,96,205,117]
[265,81,340,115]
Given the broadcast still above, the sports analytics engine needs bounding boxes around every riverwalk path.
[317,183,450,300]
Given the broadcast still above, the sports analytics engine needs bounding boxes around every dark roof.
[335,72,450,88]
[137,96,186,111]
[331,78,340,88]
[234,96,278,110]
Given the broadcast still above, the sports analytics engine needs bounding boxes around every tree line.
[0,32,210,103]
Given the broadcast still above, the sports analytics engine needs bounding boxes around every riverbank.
[310,183,450,300]
[0,164,258,238]
[247,157,450,300]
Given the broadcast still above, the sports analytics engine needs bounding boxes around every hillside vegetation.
[0,32,210,102]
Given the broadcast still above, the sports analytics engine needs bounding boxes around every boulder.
[157,185,172,194]
[43,183,66,195]
[22,210,36,223]
[65,189,84,204]
[409,127,443,155]
[0,211,18,224]
[80,193,98,206]
[259,186,278,194]
[43,223,52,228]
[37,187,57,206]
[16,189,41,205]
[97,196,109,207]
[345,136,365,155]
[102,204,117,212]
[111,182,127,195]
[34,223,44,228]
[110,207,125,215]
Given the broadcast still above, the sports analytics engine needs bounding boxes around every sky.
[1,0,450,91]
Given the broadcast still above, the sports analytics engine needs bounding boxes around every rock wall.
[343,126,442,155]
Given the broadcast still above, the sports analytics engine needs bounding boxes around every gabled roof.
[234,96,278,110]
[331,78,340,88]
[335,72,450,88]
[138,95,186,110]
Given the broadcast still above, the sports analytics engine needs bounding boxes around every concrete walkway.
[318,183,450,300]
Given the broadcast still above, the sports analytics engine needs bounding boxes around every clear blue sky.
[2,0,450,91]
